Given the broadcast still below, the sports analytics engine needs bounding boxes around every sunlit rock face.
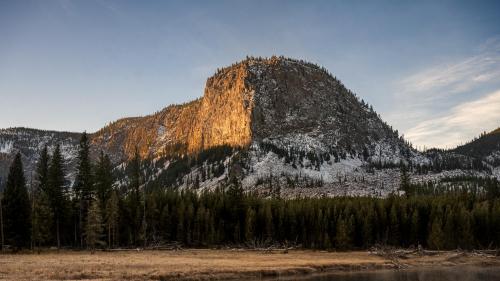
[91,100,202,161]
[188,62,253,152]
[90,61,255,160]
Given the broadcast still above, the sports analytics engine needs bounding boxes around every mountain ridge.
[1,56,499,196]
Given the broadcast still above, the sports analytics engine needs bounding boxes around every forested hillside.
[1,134,500,252]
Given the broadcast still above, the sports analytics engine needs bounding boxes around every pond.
[273,267,500,281]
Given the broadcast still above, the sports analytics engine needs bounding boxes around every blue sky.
[1,0,500,148]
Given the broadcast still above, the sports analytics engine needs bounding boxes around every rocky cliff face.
[91,99,201,161]
[86,57,422,196]
[92,57,406,162]
[90,60,255,160]
[247,58,401,155]
[189,63,254,152]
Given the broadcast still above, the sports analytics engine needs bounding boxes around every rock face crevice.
[188,62,254,152]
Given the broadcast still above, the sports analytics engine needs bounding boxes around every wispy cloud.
[392,37,500,148]
[398,38,500,103]
[406,89,500,149]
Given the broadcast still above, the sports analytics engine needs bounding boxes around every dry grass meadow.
[0,249,498,281]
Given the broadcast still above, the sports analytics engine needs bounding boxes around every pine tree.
[361,209,374,247]
[409,209,420,246]
[389,204,400,245]
[244,207,255,242]
[74,132,94,248]
[176,201,185,242]
[2,153,31,250]
[335,216,352,250]
[263,203,273,241]
[400,163,410,194]
[95,151,113,211]
[428,217,445,250]
[85,199,103,253]
[47,144,67,249]
[32,146,52,252]
[0,191,4,251]
[193,205,205,245]
[105,190,119,248]
[184,202,194,245]
[36,146,50,193]
[127,148,143,246]
[457,207,474,249]
[32,189,53,252]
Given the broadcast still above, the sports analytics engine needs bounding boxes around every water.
[276,267,500,281]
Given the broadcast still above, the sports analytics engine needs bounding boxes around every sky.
[1,0,500,149]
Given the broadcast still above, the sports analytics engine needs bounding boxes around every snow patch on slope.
[0,141,13,154]
[263,134,328,153]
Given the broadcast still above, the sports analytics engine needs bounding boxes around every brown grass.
[0,249,497,281]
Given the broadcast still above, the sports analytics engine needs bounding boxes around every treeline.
[403,176,500,198]
[0,133,118,252]
[136,186,500,250]
[140,144,235,188]
[1,135,500,252]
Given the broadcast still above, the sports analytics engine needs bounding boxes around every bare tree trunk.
[143,170,147,249]
[108,224,111,249]
[30,174,34,252]
[31,204,35,251]
[0,194,4,252]
[74,218,77,247]
[56,217,60,250]
[80,201,83,249]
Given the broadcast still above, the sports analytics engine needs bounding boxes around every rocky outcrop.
[188,63,253,152]
[91,56,403,162]
[91,99,202,161]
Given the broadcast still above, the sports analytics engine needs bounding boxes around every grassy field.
[0,249,498,281]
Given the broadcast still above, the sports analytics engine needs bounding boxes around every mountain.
[0,128,81,188]
[92,57,412,160]
[453,128,500,160]
[451,128,500,177]
[90,56,420,196]
[1,56,499,196]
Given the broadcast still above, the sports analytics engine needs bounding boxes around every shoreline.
[0,249,499,281]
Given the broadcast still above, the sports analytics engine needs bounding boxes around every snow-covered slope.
[0,128,80,188]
